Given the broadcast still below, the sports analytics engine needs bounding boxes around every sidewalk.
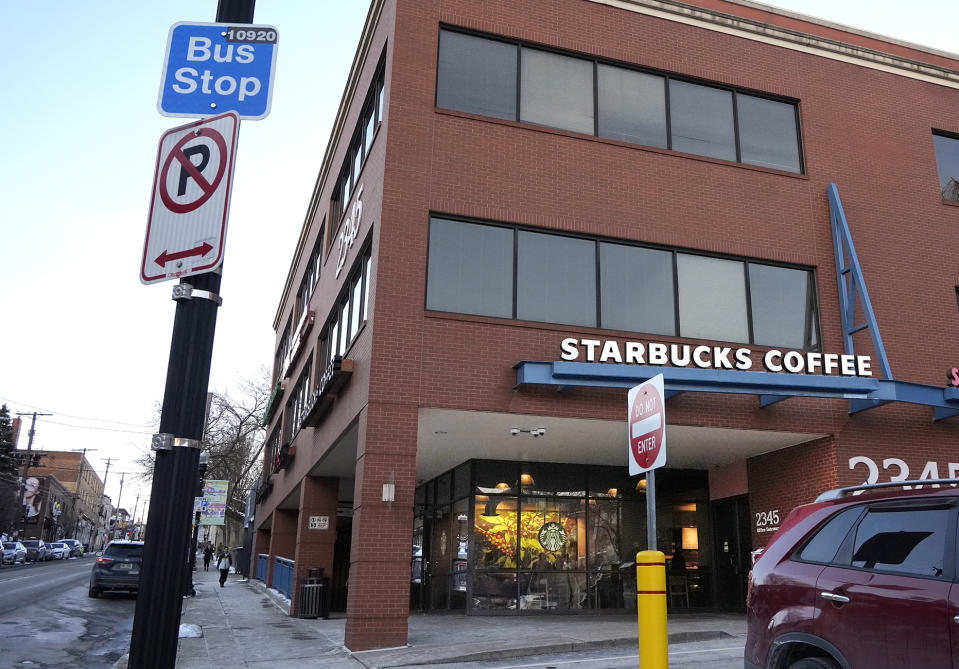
[168,567,745,668]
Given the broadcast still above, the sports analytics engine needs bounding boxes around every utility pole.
[114,472,126,539]
[15,411,51,537]
[129,3,256,666]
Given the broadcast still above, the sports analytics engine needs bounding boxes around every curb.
[355,630,733,668]
[248,577,292,615]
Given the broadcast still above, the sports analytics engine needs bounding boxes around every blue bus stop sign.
[158,22,278,120]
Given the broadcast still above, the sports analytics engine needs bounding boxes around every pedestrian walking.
[217,548,232,588]
[203,545,214,571]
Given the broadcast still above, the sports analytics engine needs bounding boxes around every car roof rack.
[816,478,959,502]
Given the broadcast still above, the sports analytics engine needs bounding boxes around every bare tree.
[136,368,271,509]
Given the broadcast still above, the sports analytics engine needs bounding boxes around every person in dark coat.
[203,545,214,571]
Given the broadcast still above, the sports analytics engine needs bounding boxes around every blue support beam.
[514,361,959,421]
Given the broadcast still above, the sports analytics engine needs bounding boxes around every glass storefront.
[412,459,712,614]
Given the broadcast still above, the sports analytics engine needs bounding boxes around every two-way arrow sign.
[140,112,239,284]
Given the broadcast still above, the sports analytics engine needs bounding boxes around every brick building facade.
[29,450,105,547]
[252,0,959,651]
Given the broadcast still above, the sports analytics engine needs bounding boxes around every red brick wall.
[747,436,838,549]
[259,0,959,652]
[267,509,298,588]
[290,476,338,615]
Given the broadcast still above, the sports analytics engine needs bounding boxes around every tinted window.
[850,507,950,577]
[105,544,144,559]
[22,541,38,548]
[600,243,675,335]
[932,133,959,202]
[677,254,748,342]
[799,506,862,563]
[427,218,514,318]
[517,231,596,326]
[737,94,801,173]
[520,48,594,135]
[597,65,667,148]
[437,31,517,121]
[669,81,736,161]
[749,263,813,348]
[3,543,16,549]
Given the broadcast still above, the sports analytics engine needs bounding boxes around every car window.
[3,543,16,549]
[105,544,144,559]
[22,541,38,547]
[847,506,951,577]
[797,506,863,563]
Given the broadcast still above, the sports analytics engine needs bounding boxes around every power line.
[0,396,154,429]
[42,419,153,435]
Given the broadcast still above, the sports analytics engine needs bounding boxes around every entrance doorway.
[331,516,351,613]
[710,495,751,612]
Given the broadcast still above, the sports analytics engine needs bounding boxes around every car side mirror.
[96,551,102,557]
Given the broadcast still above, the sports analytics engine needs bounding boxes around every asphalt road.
[0,557,135,668]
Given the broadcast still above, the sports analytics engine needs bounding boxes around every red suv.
[745,479,959,669]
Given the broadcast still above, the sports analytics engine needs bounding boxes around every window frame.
[435,26,805,175]
[425,214,822,350]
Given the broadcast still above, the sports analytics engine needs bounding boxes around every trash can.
[298,568,331,619]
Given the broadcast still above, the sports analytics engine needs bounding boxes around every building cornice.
[273,0,386,331]
[587,0,959,88]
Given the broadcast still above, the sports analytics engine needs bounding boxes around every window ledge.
[435,107,808,180]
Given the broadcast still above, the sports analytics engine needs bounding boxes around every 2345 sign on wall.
[754,509,780,534]
[849,455,959,490]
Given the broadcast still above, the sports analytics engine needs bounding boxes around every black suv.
[89,540,143,597]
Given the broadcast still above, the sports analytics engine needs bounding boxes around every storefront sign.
[561,338,872,376]
[537,522,567,552]
[754,509,780,534]
[949,367,959,387]
[849,455,959,490]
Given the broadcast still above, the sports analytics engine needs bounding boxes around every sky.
[1,1,955,517]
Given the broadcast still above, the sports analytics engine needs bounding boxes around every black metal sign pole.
[128,3,254,667]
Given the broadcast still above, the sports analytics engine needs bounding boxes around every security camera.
[510,428,520,436]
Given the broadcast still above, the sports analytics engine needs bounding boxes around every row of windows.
[437,29,803,174]
[332,61,385,225]
[294,231,325,328]
[322,248,373,367]
[426,217,820,350]
[287,356,313,439]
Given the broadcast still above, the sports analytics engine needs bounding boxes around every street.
[0,557,134,668]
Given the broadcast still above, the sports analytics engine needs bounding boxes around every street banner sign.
[140,112,239,284]
[199,480,229,526]
[158,22,278,120]
[628,374,667,475]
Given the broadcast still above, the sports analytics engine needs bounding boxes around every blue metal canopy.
[512,185,959,422]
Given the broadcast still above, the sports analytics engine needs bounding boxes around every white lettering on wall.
[335,184,364,278]
[559,338,873,376]
[848,455,959,493]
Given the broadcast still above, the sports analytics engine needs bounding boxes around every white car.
[47,543,69,560]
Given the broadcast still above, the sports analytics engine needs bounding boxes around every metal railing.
[273,556,294,598]
[255,553,268,582]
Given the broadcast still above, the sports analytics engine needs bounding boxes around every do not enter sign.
[627,374,666,475]
[141,112,239,284]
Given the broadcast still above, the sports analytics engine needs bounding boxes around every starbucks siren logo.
[538,522,567,552]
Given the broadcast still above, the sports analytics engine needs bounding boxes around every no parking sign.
[140,112,239,284]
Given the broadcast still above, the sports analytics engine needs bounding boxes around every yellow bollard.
[636,550,669,669]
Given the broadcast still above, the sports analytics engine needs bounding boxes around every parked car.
[2,542,27,565]
[59,539,83,557]
[21,539,46,562]
[89,540,144,597]
[745,478,959,669]
[46,542,69,560]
